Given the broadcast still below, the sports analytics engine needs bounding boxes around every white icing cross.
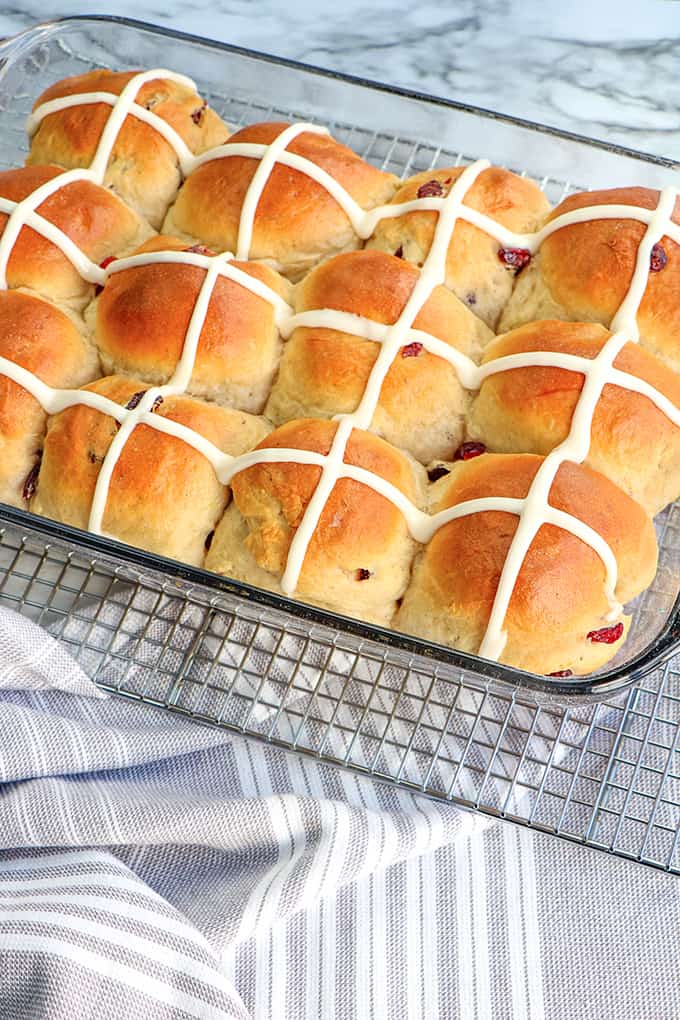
[1,69,677,667]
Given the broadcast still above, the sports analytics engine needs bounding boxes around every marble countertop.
[1,1,679,161]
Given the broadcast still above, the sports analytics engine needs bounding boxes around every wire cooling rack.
[0,517,677,874]
[0,19,678,874]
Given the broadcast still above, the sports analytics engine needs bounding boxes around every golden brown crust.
[28,70,229,228]
[0,166,152,305]
[0,289,100,508]
[469,320,680,515]
[32,374,270,566]
[499,188,680,371]
[164,122,398,279]
[266,250,492,461]
[366,165,551,328]
[395,453,657,675]
[89,235,292,412]
[206,418,425,624]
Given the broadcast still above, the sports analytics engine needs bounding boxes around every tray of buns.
[0,13,677,707]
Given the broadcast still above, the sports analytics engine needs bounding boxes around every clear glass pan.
[0,14,678,702]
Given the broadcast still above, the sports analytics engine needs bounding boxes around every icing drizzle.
[2,69,677,664]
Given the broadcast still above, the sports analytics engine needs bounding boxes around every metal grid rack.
[0,22,678,874]
[0,518,677,874]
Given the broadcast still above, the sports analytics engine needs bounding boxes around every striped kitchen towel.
[0,607,677,1020]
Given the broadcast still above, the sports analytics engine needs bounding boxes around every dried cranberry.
[650,242,667,272]
[401,341,423,358]
[126,390,146,411]
[184,243,213,256]
[427,465,450,483]
[453,441,486,461]
[417,179,445,198]
[356,568,372,581]
[125,391,163,412]
[498,247,531,271]
[394,244,404,259]
[204,530,215,551]
[586,622,624,644]
[191,100,207,125]
[95,255,117,295]
[22,458,41,501]
[547,669,573,678]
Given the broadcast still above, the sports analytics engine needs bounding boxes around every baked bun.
[205,418,425,625]
[0,290,100,509]
[0,166,152,305]
[499,188,680,371]
[27,70,228,228]
[86,236,292,413]
[164,122,397,279]
[265,250,492,461]
[366,165,550,328]
[32,375,270,566]
[395,453,658,675]
[468,320,680,516]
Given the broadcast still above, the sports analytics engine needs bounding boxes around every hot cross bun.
[87,235,292,413]
[0,165,152,306]
[164,121,398,279]
[33,375,269,566]
[27,69,228,228]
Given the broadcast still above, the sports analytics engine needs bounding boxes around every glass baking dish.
[0,13,678,703]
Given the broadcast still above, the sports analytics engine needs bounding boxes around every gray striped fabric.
[0,608,677,1019]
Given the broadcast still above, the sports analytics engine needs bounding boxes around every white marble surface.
[1,1,679,160]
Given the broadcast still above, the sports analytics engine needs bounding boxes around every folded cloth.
[0,606,677,1020]
[0,605,104,699]
[0,849,250,1020]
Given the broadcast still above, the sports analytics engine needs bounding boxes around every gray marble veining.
[1,1,679,160]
